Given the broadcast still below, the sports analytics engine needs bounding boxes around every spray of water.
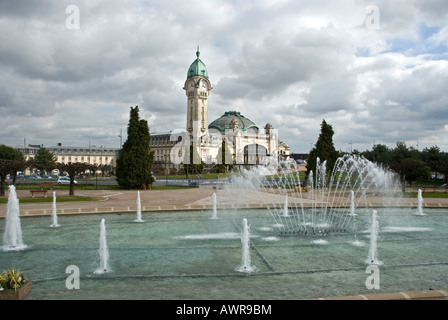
[224,155,401,237]
[415,189,426,216]
[210,192,218,220]
[50,191,60,227]
[235,218,258,273]
[2,185,26,251]
[95,219,110,274]
[366,210,382,265]
[135,191,144,222]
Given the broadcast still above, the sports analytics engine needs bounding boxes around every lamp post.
[165,154,168,186]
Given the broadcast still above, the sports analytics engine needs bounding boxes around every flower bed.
[0,267,31,300]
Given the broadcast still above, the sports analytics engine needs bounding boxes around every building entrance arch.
[243,144,267,165]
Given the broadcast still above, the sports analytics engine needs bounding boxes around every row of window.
[186,91,208,98]
[57,156,111,162]
[49,148,118,155]
[16,148,37,154]
[150,140,176,146]
[154,149,170,154]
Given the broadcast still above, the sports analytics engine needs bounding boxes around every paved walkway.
[1,187,448,218]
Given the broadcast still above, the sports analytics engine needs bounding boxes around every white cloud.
[0,0,447,154]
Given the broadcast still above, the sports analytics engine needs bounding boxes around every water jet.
[210,192,218,220]
[2,185,26,251]
[416,189,426,216]
[135,191,144,222]
[235,218,257,273]
[366,210,382,265]
[94,219,110,274]
[50,192,60,227]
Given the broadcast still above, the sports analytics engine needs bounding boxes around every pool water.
[1,208,447,300]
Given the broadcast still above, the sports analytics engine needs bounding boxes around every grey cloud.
[1,0,447,153]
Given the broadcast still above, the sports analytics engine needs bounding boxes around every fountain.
[283,195,289,217]
[416,189,426,216]
[366,210,382,265]
[210,192,218,220]
[50,192,60,227]
[2,185,26,251]
[350,190,356,216]
[135,191,143,222]
[235,218,257,273]
[94,219,110,274]
[1,154,447,300]
[227,154,401,237]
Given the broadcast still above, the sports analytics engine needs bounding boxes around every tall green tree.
[184,142,204,175]
[388,141,417,182]
[362,144,392,166]
[400,158,431,184]
[0,145,27,196]
[215,139,233,173]
[56,162,90,196]
[306,120,339,180]
[421,146,444,178]
[439,153,448,183]
[116,106,154,189]
[29,148,56,175]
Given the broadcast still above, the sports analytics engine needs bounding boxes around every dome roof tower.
[209,111,259,133]
[187,47,209,78]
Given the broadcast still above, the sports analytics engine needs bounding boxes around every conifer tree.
[116,106,154,189]
[216,139,233,173]
[306,120,339,180]
[184,143,203,175]
[30,148,56,175]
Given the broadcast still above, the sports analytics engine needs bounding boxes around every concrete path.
[1,187,448,218]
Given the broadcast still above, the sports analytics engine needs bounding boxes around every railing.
[420,186,448,193]
[153,177,227,188]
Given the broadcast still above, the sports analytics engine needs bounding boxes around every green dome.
[209,111,259,133]
[187,48,209,78]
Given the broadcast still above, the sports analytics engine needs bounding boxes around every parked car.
[57,177,77,185]
[40,175,55,180]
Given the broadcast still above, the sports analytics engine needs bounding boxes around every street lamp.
[165,154,168,186]
[118,128,122,150]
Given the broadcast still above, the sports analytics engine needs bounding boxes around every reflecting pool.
[1,207,447,300]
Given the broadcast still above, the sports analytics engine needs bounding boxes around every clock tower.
[183,47,211,144]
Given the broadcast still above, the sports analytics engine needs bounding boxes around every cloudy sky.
[1,0,448,154]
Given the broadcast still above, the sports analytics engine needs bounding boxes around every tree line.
[0,106,156,197]
[358,142,448,185]
[3,114,446,197]
[307,120,448,185]
[0,144,110,196]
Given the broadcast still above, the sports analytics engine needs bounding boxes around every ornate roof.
[208,111,259,133]
[187,47,209,78]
